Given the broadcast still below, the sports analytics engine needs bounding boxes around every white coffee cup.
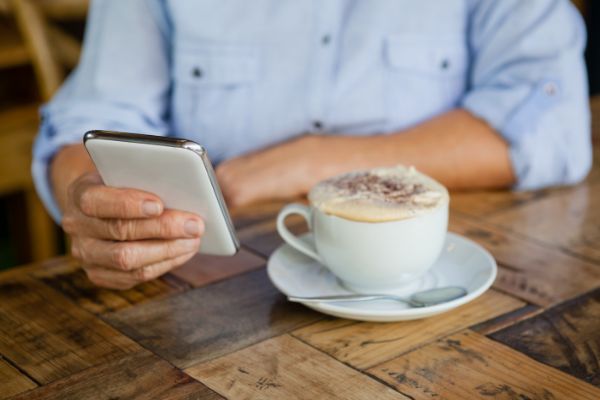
[276,200,448,293]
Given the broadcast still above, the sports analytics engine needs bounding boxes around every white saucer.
[267,232,497,322]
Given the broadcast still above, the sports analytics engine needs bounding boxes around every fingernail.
[143,201,161,216]
[184,219,202,236]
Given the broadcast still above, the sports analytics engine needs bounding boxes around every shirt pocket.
[171,42,260,160]
[383,33,468,129]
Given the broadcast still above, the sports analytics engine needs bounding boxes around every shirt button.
[321,34,331,46]
[313,120,323,130]
[192,67,203,78]
[544,82,558,96]
[440,59,450,70]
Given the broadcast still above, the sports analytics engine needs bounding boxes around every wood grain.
[105,269,322,369]
[486,181,600,264]
[450,188,552,218]
[369,330,600,399]
[171,248,265,288]
[0,358,36,400]
[29,257,189,315]
[236,213,307,258]
[491,288,600,387]
[292,289,524,369]
[187,334,406,399]
[230,200,289,230]
[470,304,542,335]
[450,214,600,306]
[9,353,222,400]
[0,275,140,384]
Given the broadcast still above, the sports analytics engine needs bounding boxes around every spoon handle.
[287,294,406,303]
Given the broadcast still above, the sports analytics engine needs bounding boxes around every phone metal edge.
[84,130,240,254]
[84,130,205,154]
[187,145,241,254]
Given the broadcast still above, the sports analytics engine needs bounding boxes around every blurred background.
[0,0,597,269]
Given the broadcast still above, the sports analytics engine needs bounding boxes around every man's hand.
[215,110,515,208]
[216,135,326,207]
[63,172,204,290]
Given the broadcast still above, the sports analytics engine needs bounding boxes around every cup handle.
[276,203,323,263]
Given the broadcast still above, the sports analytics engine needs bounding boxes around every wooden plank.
[292,289,524,370]
[368,330,600,399]
[237,214,307,258]
[29,257,189,315]
[470,304,542,335]
[0,274,140,384]
[187,334,406,399]
[450,213,600,306]
[171,248,265,288]
[491,288,600,387]
[230,200,289,230]
[104,269,322,369]
[486,181,600,264]
[0,358,36,400]
[9,353,222,400]
[450,188,552,218]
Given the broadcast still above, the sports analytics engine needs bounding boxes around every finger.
[72,236,201,271]
[81,210,205,241]
[76,184,164,219]
[83,251,197,290]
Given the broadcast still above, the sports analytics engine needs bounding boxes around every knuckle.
[61,215,77,234]
[112,244,135,270]
[109,219,130,241]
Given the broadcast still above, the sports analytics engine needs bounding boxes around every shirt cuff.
[32,104,168,223]
[462,79,566,189]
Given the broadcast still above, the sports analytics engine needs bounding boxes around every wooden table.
[2,101,600,399]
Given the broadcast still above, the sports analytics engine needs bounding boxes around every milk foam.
[308,166,449,222]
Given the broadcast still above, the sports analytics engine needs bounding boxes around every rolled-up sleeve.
[462,0,591,190]
[32,0,172,222]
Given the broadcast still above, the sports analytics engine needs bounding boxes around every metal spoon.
[288,286,468,307]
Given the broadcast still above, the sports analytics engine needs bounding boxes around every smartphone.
[83,130,239,256]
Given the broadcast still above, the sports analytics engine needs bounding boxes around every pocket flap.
[174,42,260,86]
[385,34,467,77]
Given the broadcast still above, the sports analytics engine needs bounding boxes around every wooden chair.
[0,0,88,263]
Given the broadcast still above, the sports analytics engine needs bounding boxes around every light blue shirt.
[33,0,591,222]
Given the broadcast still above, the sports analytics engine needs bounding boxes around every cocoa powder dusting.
[329,172,428,205]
